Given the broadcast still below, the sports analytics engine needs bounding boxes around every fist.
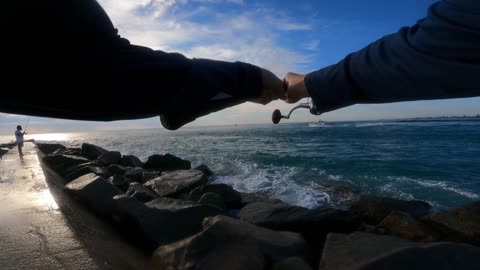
[251,68,286,105]
[283,72,309,103]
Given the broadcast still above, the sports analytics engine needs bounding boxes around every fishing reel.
[272,98,320,124]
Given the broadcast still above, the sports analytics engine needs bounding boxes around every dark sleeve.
[1,0,262,128]
[304,0,480,114]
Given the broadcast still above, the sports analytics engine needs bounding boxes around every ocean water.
[2,120,480,209]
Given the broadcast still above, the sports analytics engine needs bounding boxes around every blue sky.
[1,0,479,135]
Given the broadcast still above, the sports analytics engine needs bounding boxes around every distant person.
[15,125,26,156]
[283,0,480,114]
[3,0,285,130]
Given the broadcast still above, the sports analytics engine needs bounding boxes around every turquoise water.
[8,120,480,209]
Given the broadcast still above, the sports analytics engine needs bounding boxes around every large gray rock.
[97,151,121,166]
[123,167,159,183]
[239,201,360,239]
[112,195,221,249]
[36,143,66,155]
[150,227,264,270]
[349,196,432,225]
[150,215,309,270]
[190,184,242,209]
[198,192,226,210]
[49,147,82,157]
[65,173,121,217]
[126,182,158,202]
[146,197,196,210]
[81,143,108,160]
[320,232,480,270]
[377,211,438,242]
[65,166,111,183]
[108,175,131,192]
[319,232,415,270]
[194,164,214,176]
[107,164,129,175]
[42,155,91,176]
[144,170,208,197]
[144,153,191,171]
[120,155,144,168]
[421,201,480,245]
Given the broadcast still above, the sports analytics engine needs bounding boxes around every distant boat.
[308,120,334,127]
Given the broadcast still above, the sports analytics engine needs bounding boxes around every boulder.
[198,192,226,210]
[318,232,416,270]
[0,148,8,157]
[273,257,313,270]
[349,196,432,225]
[126,182,158,203]
[240,192,273,205]
[97,151,122,166]
[107,164,130,175]
[149,215,309,269]
[108,175,131,192]
[50,147,82,157]
[112,195,221,249]
[42,155,91,176]
[190,184,242,209]
[421,201,480,245]
[377,211,438,242]
[144,153,191,171]
[146,197,196,210]
[320,233,480,269]
[141,171,160,183]
[357,242,480,270]
[120,155,145,168]
[194,164,214,176]
[36,143,66,155]
[144,170,208,197]
[81,143,108,160]
[238,201,360,239]
[65,173,121,217]
[123,167,146,182]
[65,166,111,183]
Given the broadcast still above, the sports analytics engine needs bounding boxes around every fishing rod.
[272,98,320,124]
[24,118,30,133]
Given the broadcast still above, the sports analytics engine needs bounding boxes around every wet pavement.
[0,143,147,269]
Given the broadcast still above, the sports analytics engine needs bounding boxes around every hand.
[283,72,309,103]
[251,68,286,105]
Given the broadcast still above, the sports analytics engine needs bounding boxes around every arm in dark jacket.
[305,0,480,114]
[1,0,262,129]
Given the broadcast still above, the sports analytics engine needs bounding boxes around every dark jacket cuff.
[304,57,356,114]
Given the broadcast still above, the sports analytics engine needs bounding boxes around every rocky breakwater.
[37,142,480,270]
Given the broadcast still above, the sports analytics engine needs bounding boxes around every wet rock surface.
[144,170,208,197]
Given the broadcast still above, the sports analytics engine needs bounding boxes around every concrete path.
[0,143,147,270]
